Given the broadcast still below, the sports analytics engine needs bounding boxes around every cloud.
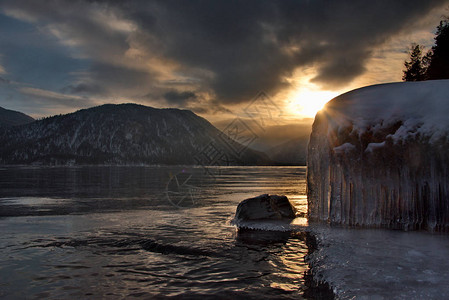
[0,76,10,84]
[0,53,6,75]
[163,90,197,105]
[19,87,86,102]
[4,86,95,117]
[1,0,448,112]
[63,83,105,95]
[129,0,447,95]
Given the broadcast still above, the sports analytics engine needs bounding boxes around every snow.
[364,141,386,153]
[307,80,449,231]
[231,217,308,232]
[307,224,449,299]
[333,142,356,154]
[324,80,449,143]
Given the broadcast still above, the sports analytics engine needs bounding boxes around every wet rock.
[234,194,296,222]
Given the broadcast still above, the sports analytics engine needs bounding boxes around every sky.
[0,0,448,132]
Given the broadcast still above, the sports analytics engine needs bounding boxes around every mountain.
[266,136,308,165]
[213,121,312,165]
[0,103,272,165]
[0,106,34,127]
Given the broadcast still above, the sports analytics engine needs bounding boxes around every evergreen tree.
[403,44,427,81]
[426,19,449,80]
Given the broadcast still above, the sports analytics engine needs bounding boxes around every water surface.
[0,166,311,299]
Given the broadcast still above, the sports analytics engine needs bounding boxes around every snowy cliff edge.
[307,80,449,231]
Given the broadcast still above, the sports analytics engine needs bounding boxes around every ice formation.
[307,80,449,231]
[307,225,449,298]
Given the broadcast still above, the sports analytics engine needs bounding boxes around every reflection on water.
[0,166,311,299]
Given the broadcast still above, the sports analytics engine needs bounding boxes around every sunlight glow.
[288,88,339,118]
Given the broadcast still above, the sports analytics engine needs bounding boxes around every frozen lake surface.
[307,224,449,299]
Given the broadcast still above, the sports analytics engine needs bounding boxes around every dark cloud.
[129,0,446,99]
[63,83,105,95]
[188,100,233,115]
[0,76,10,84]
[85,62,155,95]
[1,0,448,111]
[163,90,197,105]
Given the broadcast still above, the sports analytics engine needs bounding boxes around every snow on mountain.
[0,106,34,127]
[0,103,271,165]
[307,80,449,231]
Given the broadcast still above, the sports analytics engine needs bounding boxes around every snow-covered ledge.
[307,80,449,231]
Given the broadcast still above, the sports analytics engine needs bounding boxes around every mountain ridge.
[0,106,35,127]
[0,103,272,166]
[267,137,308,165]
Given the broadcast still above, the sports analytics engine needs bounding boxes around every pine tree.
[426,19,449,80]
[403,44,427,81]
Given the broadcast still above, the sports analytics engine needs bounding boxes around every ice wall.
[307,80,449,231]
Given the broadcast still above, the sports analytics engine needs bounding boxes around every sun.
[288,88,339,118]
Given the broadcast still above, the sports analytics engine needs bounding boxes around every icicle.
[307,81,449,232]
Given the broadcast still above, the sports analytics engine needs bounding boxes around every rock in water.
[307,80,449,232]
[234,194,296,222]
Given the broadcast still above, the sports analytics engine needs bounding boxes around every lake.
[0,166,315,299]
